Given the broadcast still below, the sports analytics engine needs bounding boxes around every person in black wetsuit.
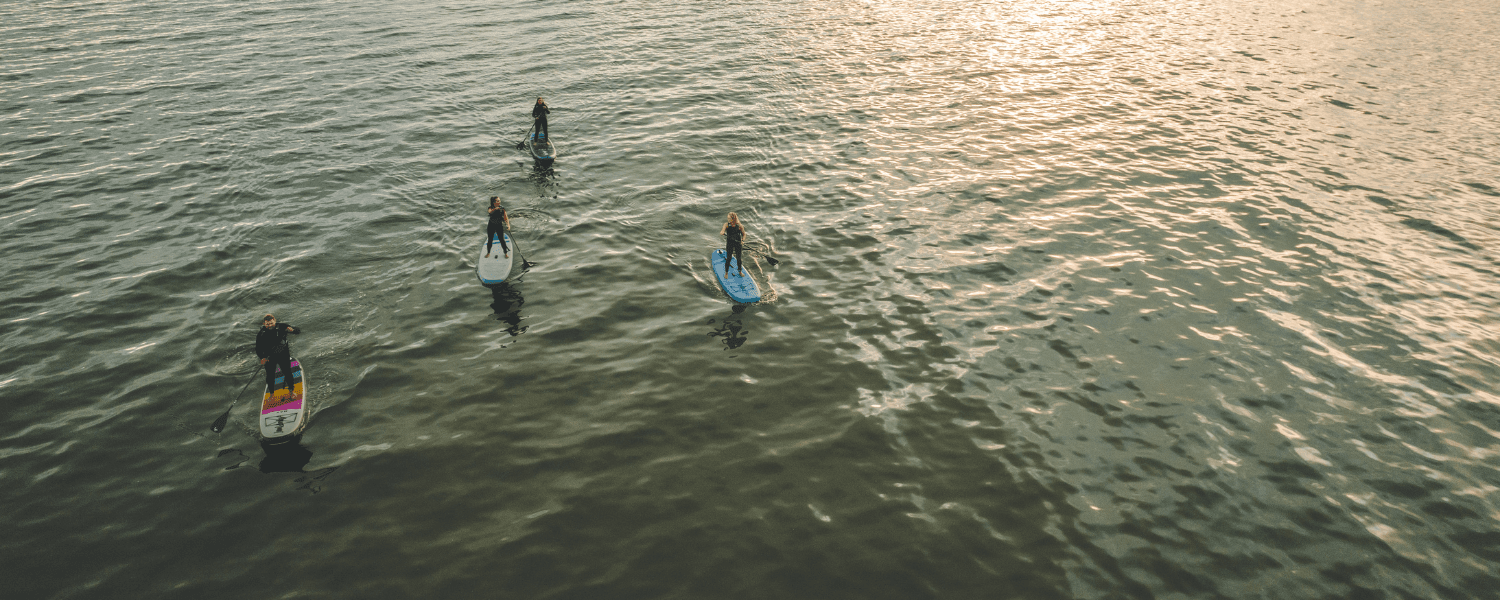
[532,97,550,140]
[485,196,511,259]
[256,314,300,395]
[720,212,746,277]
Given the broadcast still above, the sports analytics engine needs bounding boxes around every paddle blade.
[210,410,230,433]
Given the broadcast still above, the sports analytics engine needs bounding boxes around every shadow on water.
[258,436,312,473]
[213,436,338,493]
[707,304,749,350]
[489,281,527,337]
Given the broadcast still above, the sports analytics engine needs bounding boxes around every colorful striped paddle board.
[260,358,307,439]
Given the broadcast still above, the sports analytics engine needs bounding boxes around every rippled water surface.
[5,0,1500,598]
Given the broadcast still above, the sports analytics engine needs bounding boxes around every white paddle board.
[477,232,514,285]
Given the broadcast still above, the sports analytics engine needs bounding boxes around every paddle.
[513,119,536,150]
[210,369,260,433]
[747,240,779,266]
[510,230,533,270]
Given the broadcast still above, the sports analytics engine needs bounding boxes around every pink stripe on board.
[262,399,302,414]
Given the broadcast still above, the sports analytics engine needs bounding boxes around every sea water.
[3,0,1499,597]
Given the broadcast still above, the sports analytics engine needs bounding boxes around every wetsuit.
[532,102,549,139]
[256,323,300,394]
[486,207,510,255]
[724,223,744,275]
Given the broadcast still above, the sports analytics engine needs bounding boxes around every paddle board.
[477,232,514,285]
[527,131,556,163]
[711,249,760,303]
[260,358,307,439]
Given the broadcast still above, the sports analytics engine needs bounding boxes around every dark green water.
[4,0,1500,598]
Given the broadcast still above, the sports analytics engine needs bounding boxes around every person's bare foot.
[484,253,490,258]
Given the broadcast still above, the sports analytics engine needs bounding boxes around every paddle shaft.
[210,368,261,433]
[744,238,779,266]
[509,230,532,269]
[515,118,537,149]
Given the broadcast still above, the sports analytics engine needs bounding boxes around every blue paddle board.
[527,132,555,162]
[711,249,760,303]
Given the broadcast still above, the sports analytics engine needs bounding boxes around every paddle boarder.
[720,212,746,277]
[532,97,550,140]
[256,314,300,395]
[485,196,511,259]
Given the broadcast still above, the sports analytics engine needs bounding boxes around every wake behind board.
[526,131,556,163]
[477,232,514,285]
[711,249,760,303]
[260,359,307,439]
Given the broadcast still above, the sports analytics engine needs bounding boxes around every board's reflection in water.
[259,436,339,493]
[259,435,311,473]
[708,304,749,350]
[490,281,526,336]
[530,160,554,178]
[215,434,338,493]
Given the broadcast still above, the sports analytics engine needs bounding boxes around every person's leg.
[539,115,548,138]
[500,231,510,257]
[732,244,744,275]
[264,360,278,394]
[277,355,296,394]
[724,244,732,276]
[486,224,499,257]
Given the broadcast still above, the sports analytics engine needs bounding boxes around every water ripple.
[3,0,1500,598]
